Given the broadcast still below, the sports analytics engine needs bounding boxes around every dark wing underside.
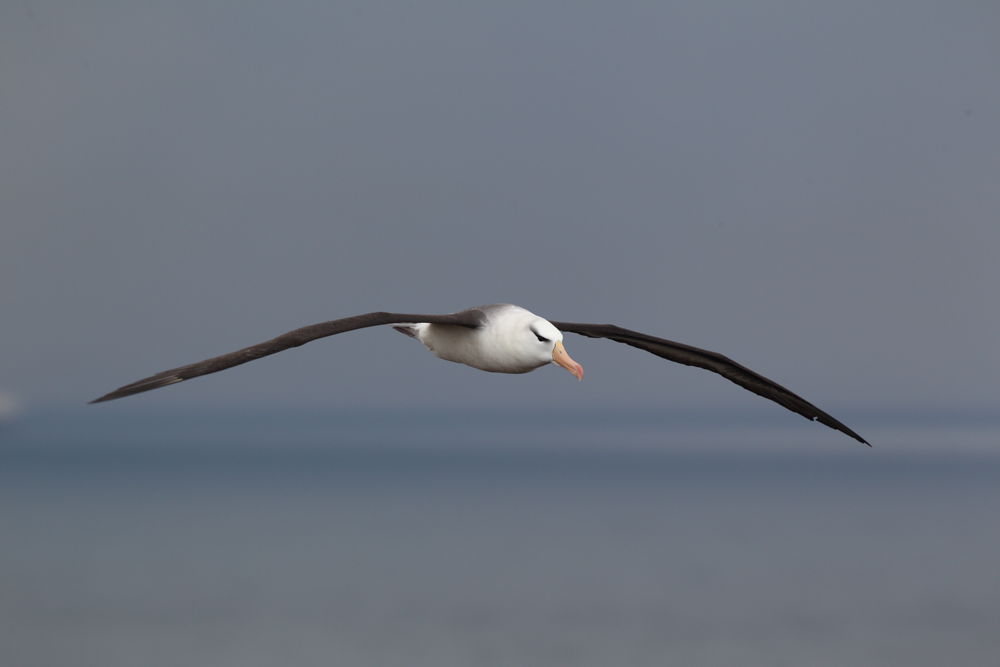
[90,309,487,404]
[550,321,868,445]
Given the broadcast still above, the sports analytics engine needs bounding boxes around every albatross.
[90,304,868,445]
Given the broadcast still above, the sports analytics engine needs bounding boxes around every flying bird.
[90,304,868,445]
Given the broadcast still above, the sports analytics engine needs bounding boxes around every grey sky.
[2,2,998,425]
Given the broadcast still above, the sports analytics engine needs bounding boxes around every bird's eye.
[533,331,550,343]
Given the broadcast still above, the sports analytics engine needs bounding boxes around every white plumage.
[400,305,582,377]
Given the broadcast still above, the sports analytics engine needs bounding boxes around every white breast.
[413,306,551,374]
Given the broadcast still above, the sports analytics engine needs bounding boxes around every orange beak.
[552,340,584,381]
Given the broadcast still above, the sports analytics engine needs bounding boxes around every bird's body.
[91,303,867,445]
[410,322,529,373]
[402,304,571,375]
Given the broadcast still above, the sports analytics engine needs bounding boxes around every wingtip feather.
[88,375,185,405]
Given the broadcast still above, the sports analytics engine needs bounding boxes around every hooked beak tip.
[552,340,584,381]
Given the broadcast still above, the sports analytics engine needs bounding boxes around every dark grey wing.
[550,321,868,445]
[90,309,488,404]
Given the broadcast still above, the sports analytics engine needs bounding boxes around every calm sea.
[2,408,998,666]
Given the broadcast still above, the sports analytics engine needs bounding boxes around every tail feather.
[392,325,418,339]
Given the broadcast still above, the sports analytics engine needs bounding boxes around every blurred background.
[2,2,998,665]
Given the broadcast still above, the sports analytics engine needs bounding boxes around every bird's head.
[526,318,584,381]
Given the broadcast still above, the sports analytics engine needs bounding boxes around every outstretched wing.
[550,321,868,445]
[90,309,487,404]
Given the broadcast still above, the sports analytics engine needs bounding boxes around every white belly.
[415,323,545,374]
